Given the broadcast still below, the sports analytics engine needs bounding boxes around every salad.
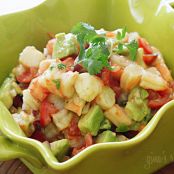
[0,22,173,161]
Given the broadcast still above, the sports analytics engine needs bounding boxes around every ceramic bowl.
[0,0,174,173]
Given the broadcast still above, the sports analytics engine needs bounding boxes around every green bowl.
[0,0,174,173]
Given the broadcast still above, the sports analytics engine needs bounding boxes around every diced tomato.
[66,116,81,139]
[46,38,56,55]
[109,77,121,99]
[143,54,158,65]
[40,99,58,127]
[72,146,85,156]
[16,67,37,83]
[65,116,84,156]
[138,37,153,54]
[111,85,121,99]
[148,97,171,109]
[147,89,172,109]
[101,68,110,86]
[71,134,93,156]
[73,64,85,73]
[158,88,172,97]
[84,134,93,147]
[147,89,160,100]
[100,67,121,98]
[62,57,75,71]
[110,64,123,81]
[31,130,46,142]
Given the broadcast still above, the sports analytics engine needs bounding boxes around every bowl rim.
[1,100,174,170]
[1,0,174,171]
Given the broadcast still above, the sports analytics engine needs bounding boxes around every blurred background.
[0,0,44,15]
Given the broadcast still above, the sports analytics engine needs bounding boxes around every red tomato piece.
[84,134,93,147]
[31,130,46,142]
[101,68,110,86]
[147,89,172,109]
[62,57,75,71]
[158,88,172,97]
[148,97,171,109]
[73,64,85,73]
[66,116,81,139]
[72,146,86,156]
[16,67,37,83]
[143,54,158,65]
[138,37,153,54]
[71,134,93,156]
[40,99,58,127]
[109,77,121,99]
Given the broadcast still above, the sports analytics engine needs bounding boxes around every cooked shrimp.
[152,47,173,82]
[120,64,143,92]
[75,73,103,102]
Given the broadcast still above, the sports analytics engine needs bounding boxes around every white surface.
[0,0,45,16]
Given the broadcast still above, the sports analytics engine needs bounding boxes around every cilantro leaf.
[71,22,111,75]
[125,40,138,61]
[83,59,103,75]
[57,63,66,70]
[82,37,110,75]
[52,79,61,89]
[117,27,127,40]
[71,22,96,43]
[71,22,96,60]
[115,43,124,54]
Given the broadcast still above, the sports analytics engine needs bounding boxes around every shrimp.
[140,67,168,91]
[120,64,143,92]
[152,47,173,82]
[29,78,49,101]
[104,104,132,127]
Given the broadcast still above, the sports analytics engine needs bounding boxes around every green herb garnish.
[82,36,110,75]
[52,79,61,89]
[71,22,96,60]
[115,26,138,61]
[116,27,127,40]
[125,40,138,61]
[71,22,111,75]
[57,63,66,70]
[115,40,138,61]
[115,43,124,54]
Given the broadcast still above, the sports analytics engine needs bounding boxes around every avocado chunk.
[125,87,150,122]
[96,130,117,143]
[116,124,129,132]
[0,74,21,109]
[53,33,79,59]
[78,105,104,136]
[50,139,70,161]
[116,122,140,132]
[100,118,111,130]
